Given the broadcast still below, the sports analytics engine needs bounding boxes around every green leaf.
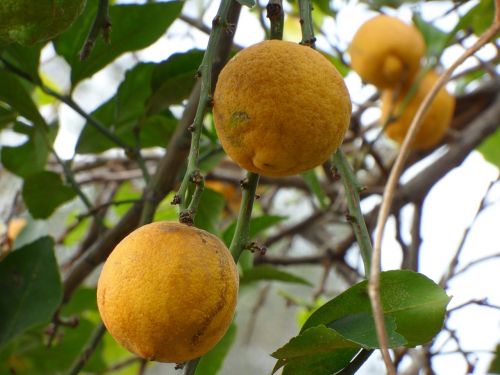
[1,127,48,177]
[413,14,449,60]
[236,0,256,7]
[0,70,46,127]
[0,237,62,347]
[1,43,42,83]
[195,323,237,375]
[453,0,494,36]
[54,1,184,84]
[0,103,17,129]
[75,63,176,154]
[241,265,312,286]
[489,344,500,374]
[222,215,286,247]
[302,170,328,209]
[148,49,205,112]
[22,171,77,219]
[478,127,500,169]
[328,313,406,348]
[272,325,359,375]
[302,270,450,347]
[61,287,98,316]
[194,188,226,235]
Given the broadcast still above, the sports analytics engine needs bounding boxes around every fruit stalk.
[229,172,261,262]
[266,0,284,40]
[175,0,235,211]
[332,150,372,275]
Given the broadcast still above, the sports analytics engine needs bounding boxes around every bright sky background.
[15,0,499,373]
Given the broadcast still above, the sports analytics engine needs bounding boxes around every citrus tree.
[0,0,499,374]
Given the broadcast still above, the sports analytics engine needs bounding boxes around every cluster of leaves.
[0,0,499,374]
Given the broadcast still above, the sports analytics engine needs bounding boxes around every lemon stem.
[332,150,372,274]
[298,0,316,47]
[229,172,261,262]
[175,0,235,212]
[266,0,284,40]
[79,0,111,60]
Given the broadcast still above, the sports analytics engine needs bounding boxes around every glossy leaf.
[302,270,450,347]
[413,14,449,60]
[0,237,62,347]
[272,325,359,375]
[1,43,42,83]
[54,1,184,84]
[22,171,77,219]
[148,49,204,112]
[241,265,313,286]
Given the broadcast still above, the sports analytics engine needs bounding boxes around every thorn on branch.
[266,2,283,21]
[174,363,185,370]
[195,70,202,79]
[247,242,267,256]
[212,16,221,28]
[171,195,181,205]
[345,213,356,223]
[222,22,236,35]
[187,123,195,132]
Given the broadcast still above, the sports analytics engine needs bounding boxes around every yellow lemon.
[97,221,239,363]
[381,70,455,150]
[213,40,351,177]
[349,15,425,89]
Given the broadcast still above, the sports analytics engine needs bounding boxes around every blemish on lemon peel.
[96,221,238,363]
[213,39,351,177]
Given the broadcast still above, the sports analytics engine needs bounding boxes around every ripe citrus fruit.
[213,40,351,177]
[381,70,455,150]
[349,15,425,89]
[97,221,239,363]
[0,0,86,46]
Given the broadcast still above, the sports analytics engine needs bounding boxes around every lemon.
[349,15,425,89]
[0,0,86,46]
[97,221,239,363]
[213,40,351,177]
[381,70,455,150]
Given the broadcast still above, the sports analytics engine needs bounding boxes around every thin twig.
[67,323,106,375]
[80,0,111,60]
[369,16,500,375]
[266,0,284,40]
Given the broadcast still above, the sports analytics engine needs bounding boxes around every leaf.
[453,0,494,36]
[194,188,226,235]
[22,171,77,219]
[302,270,450,347]
[328,313,406,348]
[1,127,48,177]
[222,215,286,247]
[413,14,449,60]
[302,170,328,209]
[54,1,184,84]
[148,49,205,112]
[0,237,62,347]
[241,265,312,286]
[272,325,359,375]
[1,43,42,83]
[478,127,500,169]
[195,323,237,375]
[236,0,256,7]
[0,70,46,127]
